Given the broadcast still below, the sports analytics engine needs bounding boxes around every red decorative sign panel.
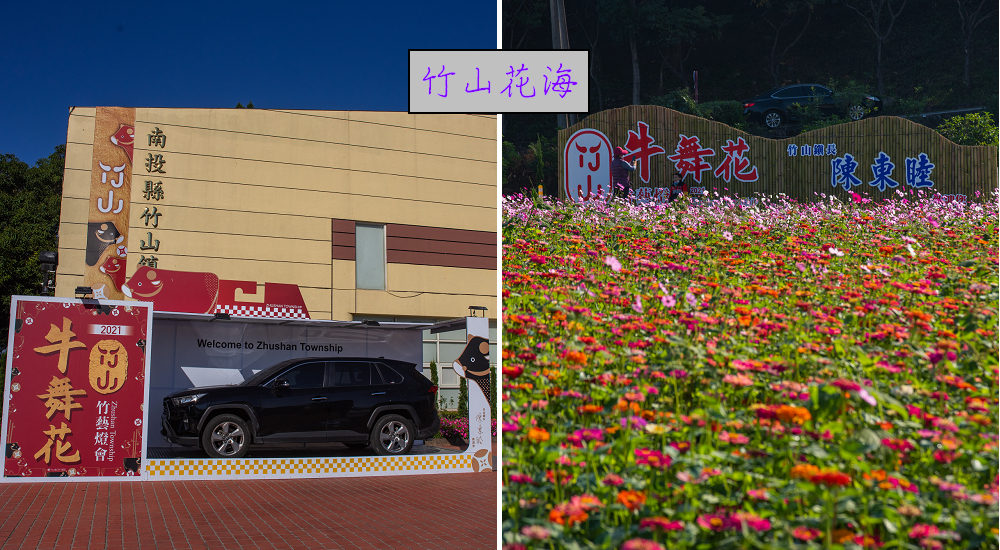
[2,297,152,479]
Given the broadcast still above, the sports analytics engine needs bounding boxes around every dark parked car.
[742,84,881,128]
[161,357,440,458]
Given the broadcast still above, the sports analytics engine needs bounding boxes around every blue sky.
[0,1,498,164]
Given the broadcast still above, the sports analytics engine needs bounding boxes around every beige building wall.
[56,108,497,322]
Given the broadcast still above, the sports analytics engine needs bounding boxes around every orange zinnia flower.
[616,490,647,511]
[863,469,887,482]
[527,427,550,443]
[831,529,855,544]
[775,405,812,425]
[549,502,588,526]
[790,464,820,480]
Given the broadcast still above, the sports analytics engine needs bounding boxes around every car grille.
[164,398,178,418]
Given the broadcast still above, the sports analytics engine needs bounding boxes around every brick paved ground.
[0,472,497,550]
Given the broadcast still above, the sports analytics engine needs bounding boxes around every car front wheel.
[370,414,414,456]
[764,110,784,128]
[848,105,866,121]
[201,414,250,459]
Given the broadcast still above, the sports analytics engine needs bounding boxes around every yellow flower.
[644,423,668,435]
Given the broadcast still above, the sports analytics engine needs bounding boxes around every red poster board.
[1,297,153,480]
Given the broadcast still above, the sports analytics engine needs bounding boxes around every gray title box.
[409,50,589,114]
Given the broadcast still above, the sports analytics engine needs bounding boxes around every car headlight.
[172,393,206,406]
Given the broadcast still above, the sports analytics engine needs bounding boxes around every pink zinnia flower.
[882,438,914,452]
[696,513,728,531]
[908,524,940,539]
[792,526,822,541]
[635,448,671,469]
[718,431,749,444]
[640,517,684,531]
[605,256,622,272]
[508,473,533,484]
[569,494,604,510]
[520,526,550,540]
[729,511,770,532]
[621,539,664,550]
[723,373,754,386]
[602,473,625,486]
[832,379,861,391]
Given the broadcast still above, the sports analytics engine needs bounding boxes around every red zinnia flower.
[810,470,852,487]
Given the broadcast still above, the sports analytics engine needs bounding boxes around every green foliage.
[827,79,876,115]
[697,100,745,127]
[0,146,64,348]
[234,102,255,108]
[785,80,875,132]
[647,91,747,129]
[502,140,518,190]
[502,135,557,197]
[458,377,469,417]
[936,112,1000,146]
[429,361,439,411]
[648,88,700,115]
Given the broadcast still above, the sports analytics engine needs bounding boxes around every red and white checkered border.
[214,304,309,319]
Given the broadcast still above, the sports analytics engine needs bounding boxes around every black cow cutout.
[453,335,492,409]
[85,221,122,266]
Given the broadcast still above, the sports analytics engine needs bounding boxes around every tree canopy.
[0,145,64,349]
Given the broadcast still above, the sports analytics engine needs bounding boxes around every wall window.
[423,319,497,411]
[348,315,497,411]
[355,224,385,290]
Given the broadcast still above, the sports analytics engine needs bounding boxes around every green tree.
[842,0,908,96]
[503,0,548,49]
[954,0,998,89]
[458,378,469,418]
[600,0,665,105]
[429,361,439,411]
[0,146,64,348]
[649,5,728,92]
[936,112,1000,146]
[754,0,822,87]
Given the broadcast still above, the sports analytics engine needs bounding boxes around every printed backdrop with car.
[560,106,997,205]
[3,298,493,481]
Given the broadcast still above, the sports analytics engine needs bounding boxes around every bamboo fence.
[557,106,998,203]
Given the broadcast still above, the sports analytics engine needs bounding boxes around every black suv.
[161,357,440,458]
[742,84,881,128]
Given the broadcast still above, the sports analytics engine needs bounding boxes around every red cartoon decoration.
[122,267,310,319]
[713,137,759,183]
[622,121,665,183]
[110,125,135,163]
[99,254,127,292]
[122,267,220,314]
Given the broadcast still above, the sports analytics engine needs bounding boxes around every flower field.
[501,192,999,550]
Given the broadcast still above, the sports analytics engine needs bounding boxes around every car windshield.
[241,359,300,386]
